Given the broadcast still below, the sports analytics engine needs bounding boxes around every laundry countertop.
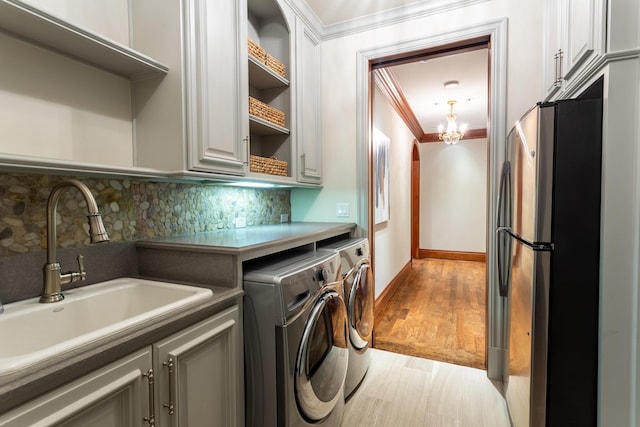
[135,222,357,261]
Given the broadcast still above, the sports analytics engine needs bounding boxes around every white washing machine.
[319,238,373,399]
[243,250,348,427]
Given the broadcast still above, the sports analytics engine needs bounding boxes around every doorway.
[371,44,489,369]
[356,19,508,379]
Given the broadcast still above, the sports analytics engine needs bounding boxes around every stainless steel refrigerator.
[496,83,602,427]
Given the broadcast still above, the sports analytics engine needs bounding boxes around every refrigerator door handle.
[496,227,511,297]
[508,231,554,252]
[496,161,512,298]
[496,161,511,228]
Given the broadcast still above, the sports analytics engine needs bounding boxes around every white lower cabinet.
[153,306,240,427]
[0,348,151,427]
[0,305,240,427]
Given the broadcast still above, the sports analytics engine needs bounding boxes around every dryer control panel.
[279,254,341,324]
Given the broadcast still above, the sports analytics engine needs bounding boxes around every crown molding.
[288,0,490,41]
[374,68,424,140]
[421,128,487,142]
[281,0,324,40]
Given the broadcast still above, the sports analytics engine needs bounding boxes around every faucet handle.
[76,255,87,281]
[56,254,87,288]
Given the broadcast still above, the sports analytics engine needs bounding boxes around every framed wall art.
[373,128,390,224]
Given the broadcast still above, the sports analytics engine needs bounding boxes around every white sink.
[0,278,212,376]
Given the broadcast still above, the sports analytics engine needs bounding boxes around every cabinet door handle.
[554,49,563,87]
[163,358,176,416]
[300,153,306,176]
[244,136,250,166]
[143,369,156,427]
[558,49,563,81]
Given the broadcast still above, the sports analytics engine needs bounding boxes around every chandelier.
[438,100,466,145]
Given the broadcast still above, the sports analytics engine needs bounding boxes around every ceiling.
[302,0,489,142]
[389,49,488,135]
[303,0,426,26]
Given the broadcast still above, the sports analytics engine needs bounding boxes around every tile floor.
[342,349,511,427]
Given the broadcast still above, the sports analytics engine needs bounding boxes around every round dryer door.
[295,287,348,422]
[348,259,374,350]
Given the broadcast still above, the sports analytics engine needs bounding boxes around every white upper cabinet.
[564,0,598,77]
[185,0,249,174]
[295,18,322,184]
[543,0,606,100]
[132,0,249,176]
[543,0,563,98]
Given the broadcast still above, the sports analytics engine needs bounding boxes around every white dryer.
[243,250,348,427]
[319,238,373,399]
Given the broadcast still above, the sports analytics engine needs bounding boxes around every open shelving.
[247,0,292,178]
[0,0,168,79]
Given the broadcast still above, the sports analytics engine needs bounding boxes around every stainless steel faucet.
[40,179,110,303]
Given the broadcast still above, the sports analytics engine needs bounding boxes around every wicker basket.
[248,38,266,62]
[249,155,287,176]
[249,96,285,127]
[265,53,286,78]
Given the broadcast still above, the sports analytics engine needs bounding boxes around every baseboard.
[374,260,412,320]
[417,249,486,262]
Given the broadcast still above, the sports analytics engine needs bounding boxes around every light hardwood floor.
[374,259,486,369]
[342,348,510,427]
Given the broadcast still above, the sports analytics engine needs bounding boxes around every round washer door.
[348,260,374,350]
[295,288,348,422]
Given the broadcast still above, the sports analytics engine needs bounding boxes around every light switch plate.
[235,217,246,228]
[336,203,349,217]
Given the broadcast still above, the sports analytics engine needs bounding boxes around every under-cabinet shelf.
[249,115,290,135]
[0,0,168,79]
[248,56,289,89]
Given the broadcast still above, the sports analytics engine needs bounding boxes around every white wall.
[419,139,487,252]
[372,86,413,299]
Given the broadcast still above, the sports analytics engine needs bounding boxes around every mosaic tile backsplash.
[0,173,291,256]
